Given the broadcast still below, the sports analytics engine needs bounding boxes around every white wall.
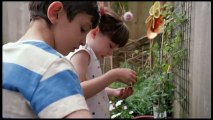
[190,2,211,118]
[3,2,29,44]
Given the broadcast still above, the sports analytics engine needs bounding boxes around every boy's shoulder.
[4,40,62,58]
[3,40,71,73]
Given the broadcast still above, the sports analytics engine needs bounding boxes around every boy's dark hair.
[99,7,129,47]
[29,1,100,29]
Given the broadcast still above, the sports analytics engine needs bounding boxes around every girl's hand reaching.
[110,68,137,86]
[110,87,133,99]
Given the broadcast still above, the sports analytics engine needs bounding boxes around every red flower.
[151,16,163,33]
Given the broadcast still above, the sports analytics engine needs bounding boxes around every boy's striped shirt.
[3,40,88,118]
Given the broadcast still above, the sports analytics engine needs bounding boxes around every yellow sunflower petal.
[145,16,152,24]
[153,1,161,10]
[149,5,154,16]
[152,17,155,29]
[154,8,160,18]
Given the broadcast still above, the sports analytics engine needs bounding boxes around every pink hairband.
[99,2,105,16]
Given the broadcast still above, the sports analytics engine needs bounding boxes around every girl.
[66,7,137,118]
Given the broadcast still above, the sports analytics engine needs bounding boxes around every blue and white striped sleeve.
[3,41,89,118]
[32,58,89,118]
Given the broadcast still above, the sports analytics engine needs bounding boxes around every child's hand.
[111,68,137,86]
[114,87,133,99]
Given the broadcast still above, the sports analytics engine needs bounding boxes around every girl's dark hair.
[28,1,100,29]
[99,7,129,47]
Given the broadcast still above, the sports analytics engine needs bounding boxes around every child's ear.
[47,1,63,24]
[91,27,99,38]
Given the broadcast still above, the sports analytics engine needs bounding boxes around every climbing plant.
[109,2,187,119]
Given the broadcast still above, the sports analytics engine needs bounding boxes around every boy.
[3,1,100,118]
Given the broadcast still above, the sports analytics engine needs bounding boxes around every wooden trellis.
[100,35,153,73]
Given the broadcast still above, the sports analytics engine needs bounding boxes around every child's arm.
[65,109,92,118]
[70,51,137,99]
[105,87,133,99]
[69,50,90,83]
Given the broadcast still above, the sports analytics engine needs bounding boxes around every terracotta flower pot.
[133,115,154,119]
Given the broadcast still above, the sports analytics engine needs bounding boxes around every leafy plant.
[109,2,187,119]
